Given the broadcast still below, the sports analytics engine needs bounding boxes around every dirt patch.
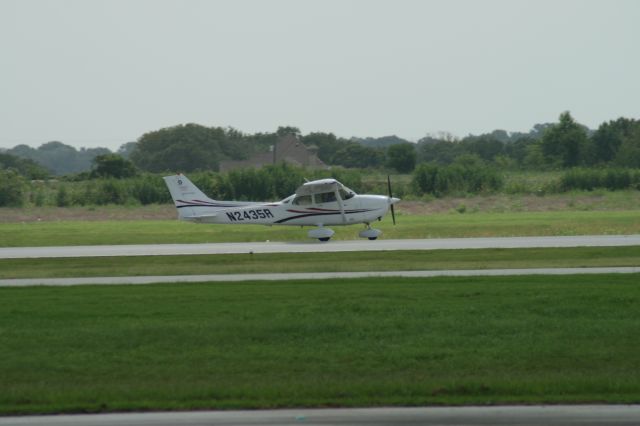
[398,192,640,215]
[0,205,177,222]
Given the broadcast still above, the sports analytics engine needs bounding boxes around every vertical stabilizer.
[163,174,218,219]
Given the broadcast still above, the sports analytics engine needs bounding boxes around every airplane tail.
[163,174,226,220]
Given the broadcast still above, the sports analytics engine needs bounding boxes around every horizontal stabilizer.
[183,214,218,223]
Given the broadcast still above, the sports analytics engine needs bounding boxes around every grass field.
[1,246,640,279]
[1,274,640,415]
[2,210,640,247]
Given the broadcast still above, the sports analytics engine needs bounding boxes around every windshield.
[339,188,355,200]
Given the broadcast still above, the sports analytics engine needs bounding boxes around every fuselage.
[180,194,391,227]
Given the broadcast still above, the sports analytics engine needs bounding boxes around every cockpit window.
[292,195,312,206]
[317,191,337,203]
[339,189,354,200]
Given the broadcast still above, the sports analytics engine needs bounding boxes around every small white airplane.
[163,174,400,241]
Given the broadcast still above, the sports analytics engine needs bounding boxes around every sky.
[1,0,639,150]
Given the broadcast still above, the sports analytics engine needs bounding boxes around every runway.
[2,405,640,425]
[1,266,638,287]
[2,234,640,259]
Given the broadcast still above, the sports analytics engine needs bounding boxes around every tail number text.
[226,209,274,222]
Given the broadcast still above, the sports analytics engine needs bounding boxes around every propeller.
[387,175,396,225]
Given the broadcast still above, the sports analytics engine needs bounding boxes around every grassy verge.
[2,210,640,247]
[1,246,640,279]
[1,274,640,414]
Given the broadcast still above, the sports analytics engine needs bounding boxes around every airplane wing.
[295,179,339,196]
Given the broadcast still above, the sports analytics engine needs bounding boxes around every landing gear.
[308,226,335,242]
[358,223,382,240]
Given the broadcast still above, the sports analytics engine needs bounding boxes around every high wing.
[295,179,341,196]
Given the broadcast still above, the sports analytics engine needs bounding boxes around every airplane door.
[338,189,361,224]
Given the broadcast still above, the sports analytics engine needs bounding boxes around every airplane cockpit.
[281,180,355,205]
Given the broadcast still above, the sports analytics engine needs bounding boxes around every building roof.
[219,134,327,172]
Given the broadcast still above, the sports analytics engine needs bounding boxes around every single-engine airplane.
[163,174,400,241]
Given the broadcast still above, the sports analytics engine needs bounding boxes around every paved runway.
[1,266,638,287]
[2,405,640,425]
[2,235,640,259]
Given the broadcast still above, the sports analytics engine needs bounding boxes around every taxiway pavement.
[1,405,640,425]
[2,234,640,259]
[1,267,638,287]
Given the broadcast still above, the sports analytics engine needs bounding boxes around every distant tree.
[529,123,555,139]
[131,124,247,173]
[117,141,138,159]
[386,143,416,173]
[615,123,640,168]
[301,132,347,163]
[487,129,511,143]
[331,143,385,168]
[276,126,301,138]
[91,154,137,179]
[504,137,536,166]
[592,117,636,164]
[540,112,589,167]
[223,127,253,160]
[0,153,49,179]
[7,141,110,175]
[523,142,547,169]
[460,136,504,162]
[417,139,463,164]
[357,135,411,148]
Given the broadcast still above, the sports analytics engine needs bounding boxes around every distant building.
[219,134,328,172]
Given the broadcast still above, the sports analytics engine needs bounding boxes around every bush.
[559,168,640,191]
[96,180,127,204]
[412,158,503,197]
[55,185,70,207]
[0,170,26,207]
[130,175,171,204]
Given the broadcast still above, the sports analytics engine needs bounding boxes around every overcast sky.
[1,0,639,150]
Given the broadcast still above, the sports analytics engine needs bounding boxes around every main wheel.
[319,237,331,242]
[368,237,377,240]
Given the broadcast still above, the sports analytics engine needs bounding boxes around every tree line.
[2,111,640,207]
[3,112,639,178]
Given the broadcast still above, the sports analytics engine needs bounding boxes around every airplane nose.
[390,197,400,205]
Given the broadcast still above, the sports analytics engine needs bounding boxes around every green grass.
[1,246,640,279]
[2,210,640,247]
[1,275,640,414]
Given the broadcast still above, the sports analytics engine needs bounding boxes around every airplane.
[163,174,400,241]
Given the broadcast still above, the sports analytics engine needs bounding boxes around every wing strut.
[335,189,347,224]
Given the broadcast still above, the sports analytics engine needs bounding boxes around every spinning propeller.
[387,175,397,225]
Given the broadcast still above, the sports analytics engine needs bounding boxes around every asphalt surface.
[2,235,640,259]
[2,406,640,425]
[1,266,639,287]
